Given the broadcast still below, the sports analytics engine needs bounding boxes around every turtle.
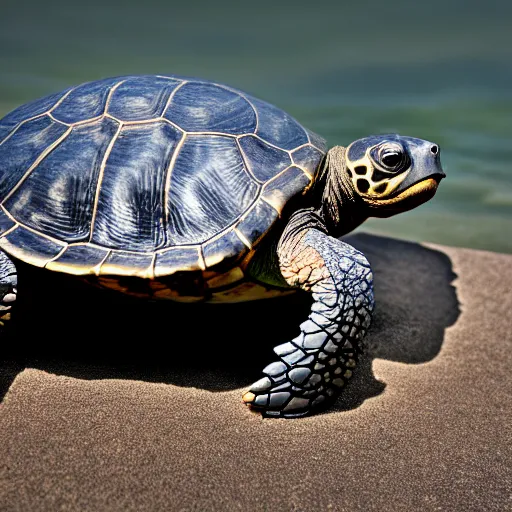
[0,74,445,417]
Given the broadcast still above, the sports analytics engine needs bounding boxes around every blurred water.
[1,0,511,252]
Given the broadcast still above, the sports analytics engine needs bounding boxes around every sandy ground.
[0,233,511,511]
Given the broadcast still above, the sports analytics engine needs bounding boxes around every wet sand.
[0,234,511,511]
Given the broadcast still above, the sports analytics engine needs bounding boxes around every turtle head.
[345,134,445,217]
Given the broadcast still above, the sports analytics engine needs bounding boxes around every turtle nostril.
[430,145,439,155]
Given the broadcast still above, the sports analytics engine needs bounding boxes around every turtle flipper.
[0,250,17,330]
[243,227,374,418]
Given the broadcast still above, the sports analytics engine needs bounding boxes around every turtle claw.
[0,257,17,330]
[243,381,319,418]
[243,343,359,417]
[243,364,336,418]
[0,287,16,328]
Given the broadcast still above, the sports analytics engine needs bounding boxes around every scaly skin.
[243,212,374,418]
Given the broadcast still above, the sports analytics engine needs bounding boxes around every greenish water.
[1,0,511,252]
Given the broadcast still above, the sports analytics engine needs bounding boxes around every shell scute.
[0,88,72,137]
[236,200,278,248]
[0,226,64,267]
[154,246,202,277]
[238,135,291,182]
[52,77,120,124]
[292,144,325,176]
[101,251,154,278]
[5,117,119,242]
[108,76,182,122]
[91,121,180,251]
[0,116,69,202]
[167,135,259,246]
[251,97,309,150]
[262,166,312,214]
[203,230,248,269]
[0,210,15,235]
[306,129,328,152]
[46,244,108,275]
[165,82,256,134]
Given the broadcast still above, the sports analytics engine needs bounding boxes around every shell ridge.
[161,80,188,120]
[88,121,123,241]
[238,133,293,154]
[0,121,23,147]
[44,245,69,266]
[48,87,76,113]
[3,219,66,245]
[161,131,187,249]
[47,112,71,126]
[96,249,112,275]
[235,138,264,185]
[104,80,128,114]
[195,194,260,247]
[0,111,55,147]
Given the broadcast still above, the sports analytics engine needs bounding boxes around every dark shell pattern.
[0,75,327,277]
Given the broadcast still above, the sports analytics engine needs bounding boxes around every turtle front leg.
[0,250,17,330]
[243,226,374,418]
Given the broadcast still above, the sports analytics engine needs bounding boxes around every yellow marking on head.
[347,150,409,199]
[365,178,439,206]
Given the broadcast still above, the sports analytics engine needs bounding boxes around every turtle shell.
[0,75,327,278]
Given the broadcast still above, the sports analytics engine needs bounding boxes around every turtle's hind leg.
[243,216,374,418]
[0,250,17,330]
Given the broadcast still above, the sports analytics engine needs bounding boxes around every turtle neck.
[308,146,367,238]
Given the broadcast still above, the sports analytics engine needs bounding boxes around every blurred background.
[1,0,511,252]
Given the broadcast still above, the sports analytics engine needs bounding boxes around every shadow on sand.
[0,233,460,411]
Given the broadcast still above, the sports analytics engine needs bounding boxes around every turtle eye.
[382,151,401,168]
[372,142,410,172]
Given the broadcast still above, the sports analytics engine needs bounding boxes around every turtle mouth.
[367,174,443,214]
